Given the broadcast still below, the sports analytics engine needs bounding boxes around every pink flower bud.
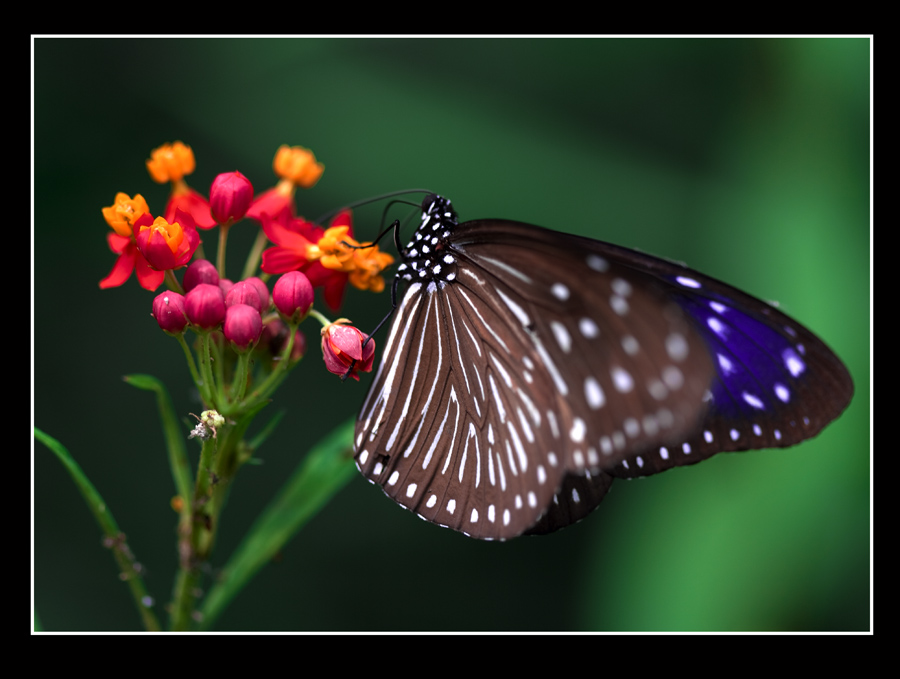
[184,283,226,329]
[321,322,375,381]
[244,276,270,313]
[183,259,219,292]
[273,271,314,322]
[225,280,262,312]
[223,304,262,350]
[151,291,188,334]
[218,278,234,296]
[209,171,254,224]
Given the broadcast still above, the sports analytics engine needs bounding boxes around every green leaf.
[198,417,356,630]
[122,374,193,504]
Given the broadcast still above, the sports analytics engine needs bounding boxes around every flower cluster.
[101,142,395,396]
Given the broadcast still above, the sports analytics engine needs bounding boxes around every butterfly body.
[353,195,853,540]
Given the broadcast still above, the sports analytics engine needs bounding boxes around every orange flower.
[350,247,395,293]
[102,192,150,237]
[146,141,196,183]
[308,226,359,272]
[273,145,324,188]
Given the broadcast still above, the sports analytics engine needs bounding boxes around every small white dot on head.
[433,265,442,275]
[551,282,570,301]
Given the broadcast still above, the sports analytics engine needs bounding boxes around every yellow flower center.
[141,216,185,254]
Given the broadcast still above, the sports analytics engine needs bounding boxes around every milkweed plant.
[35,142,394,631]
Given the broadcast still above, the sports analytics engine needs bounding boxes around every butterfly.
[352,194,854,540]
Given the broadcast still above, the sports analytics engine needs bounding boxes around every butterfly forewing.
[452,219,717,475]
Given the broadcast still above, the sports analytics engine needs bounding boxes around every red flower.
[99,231,165,291]
[164,186,217,230]
[135,209,201,271]
[321,320,375,381]
[260,210,355,311]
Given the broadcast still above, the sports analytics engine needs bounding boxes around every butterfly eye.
[353,195,853,541]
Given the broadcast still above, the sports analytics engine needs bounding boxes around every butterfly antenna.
[314,188,434,226]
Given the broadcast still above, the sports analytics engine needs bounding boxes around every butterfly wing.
[579,237,856,478]
[355,218,718,539]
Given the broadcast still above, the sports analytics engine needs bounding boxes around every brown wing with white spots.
[451,220,716,477]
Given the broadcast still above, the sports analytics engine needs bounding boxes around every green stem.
[242,321,300,408]
[216,222,232,279]
[241,228,270,282]
[170,433,219,631]
[164,269,184,295]
[197,332,220,410]
[176,333,206,403]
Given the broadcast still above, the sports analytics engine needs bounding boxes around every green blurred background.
[33,38,870,631]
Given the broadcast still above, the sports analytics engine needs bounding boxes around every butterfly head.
[396,194,460,286]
